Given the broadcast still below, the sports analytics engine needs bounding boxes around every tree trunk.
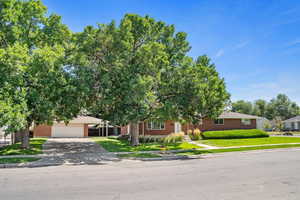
[21,128,30,149]
[11,131,22,144]
[130,122,139,146]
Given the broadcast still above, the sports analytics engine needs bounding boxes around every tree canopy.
[231,94,300,120]
[73,14,230,145]
[0,0,85,147]
[1,1,230,147]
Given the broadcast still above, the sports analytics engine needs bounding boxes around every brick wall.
[182,118,256,132]
[121,121,175,135]
[143,120,174,135]
[84,124,88,137]
[121,118,256,136]
[33,125,52,137]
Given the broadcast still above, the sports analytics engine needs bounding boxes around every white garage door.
[52,124,84,138]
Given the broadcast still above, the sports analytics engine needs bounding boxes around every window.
[198,119,203,125]
[147,121,165,130]
[214,119,224,125]
[241,119,251,125]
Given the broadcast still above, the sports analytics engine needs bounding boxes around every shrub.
[163,132,185,144]
[138,135,162,143]
[188,129,202,141]
[202,129,269,140]
[117,134,130,141]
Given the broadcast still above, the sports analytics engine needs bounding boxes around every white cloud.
[233,41,250,50]
[287,39,300,46]
[215,49,224,58]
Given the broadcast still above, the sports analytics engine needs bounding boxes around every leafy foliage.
[163,132,185,144]
[74,14,230,145]
[0,0,85,147]
[202,129,269,139]
[188,129,202,140]
[1,1,230,147]
[231,94,300,120]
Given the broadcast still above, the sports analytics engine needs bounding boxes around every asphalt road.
[1,149,300,200]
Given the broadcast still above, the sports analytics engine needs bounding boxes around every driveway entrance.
[37,138,118,165]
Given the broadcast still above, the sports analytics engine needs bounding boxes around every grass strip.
[0,157,40,164]
[0,138,47,156]
[177,144,300,156]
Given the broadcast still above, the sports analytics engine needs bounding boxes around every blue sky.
[43,0,300,104]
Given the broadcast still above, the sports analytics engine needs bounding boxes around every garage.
[52,124,84,138]
[34,116,104,138]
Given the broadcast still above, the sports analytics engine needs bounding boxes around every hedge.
[201,129,269,140]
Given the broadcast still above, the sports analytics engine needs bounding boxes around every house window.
[214,119,224,125]
[198,119,203,125]
[147,121,165,130]
[241,119,251,125]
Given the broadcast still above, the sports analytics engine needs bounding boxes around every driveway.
[36,138,118,165]
[1,149,300,200]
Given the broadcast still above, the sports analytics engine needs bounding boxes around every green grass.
[118,153,162,158]
[202,129,269,139]
[177,144,300,156]
[93,137,201,152]
[0,157,40,164]
[0,138,47,156]
[200,136,300,147]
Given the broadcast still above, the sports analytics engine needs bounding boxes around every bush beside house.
[201,129,269,139]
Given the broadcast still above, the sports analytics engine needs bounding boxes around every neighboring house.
[256,117,270,130]
[283,116,300,131]
[121,112,260,136]
[33,116,103,138]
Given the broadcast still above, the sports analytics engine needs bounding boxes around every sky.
[43,0,300,104]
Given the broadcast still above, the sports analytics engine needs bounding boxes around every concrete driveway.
[1,148,300,200]
[36,138,118,165]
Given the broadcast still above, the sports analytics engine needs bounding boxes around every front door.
[174,122,181,133]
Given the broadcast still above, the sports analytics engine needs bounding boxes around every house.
[283,116,300,131]
[33,116,103,138]
[121,112,260,135]
[256,117,270,130]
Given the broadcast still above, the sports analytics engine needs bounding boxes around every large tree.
[252,99,267,117]
[158,55,230,124]
[231,94,300,120]
[0,0,83,148]
[74,14,230,145]
[266,94,300,120]
[231,100,253,114]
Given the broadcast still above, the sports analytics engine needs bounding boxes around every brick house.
[121,112,259,135]
[33,116,103,138]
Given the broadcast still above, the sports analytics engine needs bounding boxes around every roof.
[218,112,260,119]
[55,116,103,124]
[284,116,300,123]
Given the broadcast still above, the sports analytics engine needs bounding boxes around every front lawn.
[0,157,40,164]
[93,137,201,152]
[0,138,47,156]
[200,136,300,147]
[177,143,300,156]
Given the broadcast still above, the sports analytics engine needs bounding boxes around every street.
[1,149,300,200]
